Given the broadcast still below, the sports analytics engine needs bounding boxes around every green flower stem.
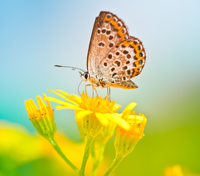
[91,147,98,176]
[48,137,79,174]
[103,155,124,176]
[79,137,94,176]
[91,145,105,176]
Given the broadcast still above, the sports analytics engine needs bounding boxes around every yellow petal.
[54,89,71,97]
[56,104,83,111]
[113,104,121,111]
[43,94,52,110]
[44,96,76,107]
[49,90,78,105]
[104,113,130,130]
[29,99,39,117]
[128,115,147,123]
[55,90,82,104]
[36,96,47,115]
[70,94,82,104]
[75,110,93,120]
[121,102,137,120]
[29,99,38,112]
[95,113,109,126]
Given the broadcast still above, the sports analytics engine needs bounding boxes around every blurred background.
[0,0,200,175]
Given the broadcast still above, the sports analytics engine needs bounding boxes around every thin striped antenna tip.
[54,65,86,72]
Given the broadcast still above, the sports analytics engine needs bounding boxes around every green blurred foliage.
[0,122,77,176]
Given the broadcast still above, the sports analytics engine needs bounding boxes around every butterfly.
[55,11,146,97]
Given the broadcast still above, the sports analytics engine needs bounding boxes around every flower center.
[79,93,116,113]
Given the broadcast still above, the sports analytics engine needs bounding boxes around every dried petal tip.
[25,94,56,140]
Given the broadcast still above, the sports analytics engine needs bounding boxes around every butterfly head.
[79,71,90,82]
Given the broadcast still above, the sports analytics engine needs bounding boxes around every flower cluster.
[25,90,147,176]
[45,90,129,129]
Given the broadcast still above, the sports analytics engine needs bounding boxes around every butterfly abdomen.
[107,80,138,89]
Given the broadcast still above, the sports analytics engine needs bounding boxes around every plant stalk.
[48,137,79,174]
[103,155,124,176]
[79,136,94,176]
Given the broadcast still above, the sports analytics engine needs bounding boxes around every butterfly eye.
[84,73,89,79]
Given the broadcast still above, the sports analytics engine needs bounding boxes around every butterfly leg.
[85,84,92,94]
[85,84,98,97]
[92,85,95,97]
[94,86,98,97]
[92,85,98,97]
[107,86,111,101]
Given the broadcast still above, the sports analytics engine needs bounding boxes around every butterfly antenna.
[54,65,86,73]
[78,80,82,96]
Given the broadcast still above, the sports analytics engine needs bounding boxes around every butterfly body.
[80,69,138,89]
[80,71,108,88]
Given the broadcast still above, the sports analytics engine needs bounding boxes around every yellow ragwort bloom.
[165,165,184,176]
[25,94,57,140]
[165,165,200,176]
[103,103,147,176]
[44,90,130,130]
[115,102,147,157]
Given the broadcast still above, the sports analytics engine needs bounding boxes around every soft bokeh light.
[1,0,200,175]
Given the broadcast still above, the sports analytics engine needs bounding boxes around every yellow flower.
[103,103,147,175]
[44,90,129,130]
[25,94,57,140]
[165,165,184,176]
[114,102,147,157]
[165,165,200,176]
